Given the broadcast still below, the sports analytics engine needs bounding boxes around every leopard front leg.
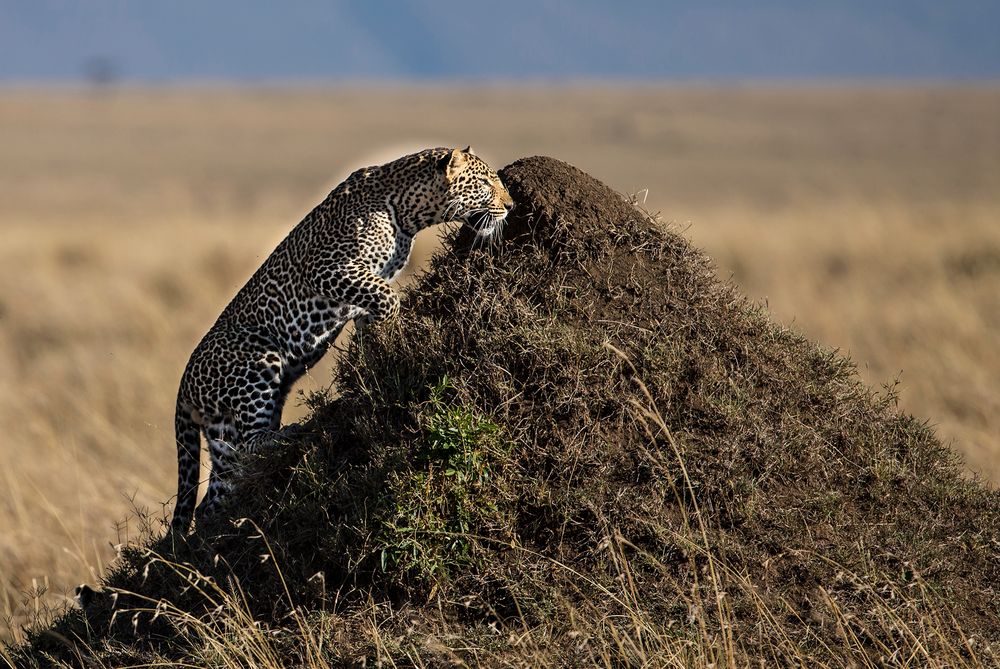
[312,260,400,327]
[353,273,400,327]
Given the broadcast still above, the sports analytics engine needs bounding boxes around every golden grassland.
[0,85,998,641]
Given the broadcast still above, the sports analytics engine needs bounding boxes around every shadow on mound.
[15,157,1000,667]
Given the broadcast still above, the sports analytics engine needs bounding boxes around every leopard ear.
[439,148,468,182]
[463,145,476,156]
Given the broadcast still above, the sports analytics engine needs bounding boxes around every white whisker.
[441,198,463,222]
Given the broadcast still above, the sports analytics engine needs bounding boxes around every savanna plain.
[0,85,998,641]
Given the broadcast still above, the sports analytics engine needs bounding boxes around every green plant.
[376,378,513,581]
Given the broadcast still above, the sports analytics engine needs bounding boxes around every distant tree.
[83,56,118,89]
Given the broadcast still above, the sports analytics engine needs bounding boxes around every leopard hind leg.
[193,355,297,525]
[239,358,297,453]
[195,417,241,525]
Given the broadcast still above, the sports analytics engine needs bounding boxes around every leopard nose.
[504,199,514,213]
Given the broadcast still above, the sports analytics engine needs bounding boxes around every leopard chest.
[347,199,413,282]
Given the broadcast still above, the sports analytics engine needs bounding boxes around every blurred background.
[1,0,998,640]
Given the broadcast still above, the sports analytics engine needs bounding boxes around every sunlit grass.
[1,85,998,643]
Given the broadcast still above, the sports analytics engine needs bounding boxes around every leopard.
[170,146,512,533]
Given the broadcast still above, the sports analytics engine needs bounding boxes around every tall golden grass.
[1,85,998,641]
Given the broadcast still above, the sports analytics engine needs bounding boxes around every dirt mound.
[15,157,1000,667]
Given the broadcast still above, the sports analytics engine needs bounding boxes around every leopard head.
[438,146,513,240]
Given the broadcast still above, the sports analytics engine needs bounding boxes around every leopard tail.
[171,400,202,534]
